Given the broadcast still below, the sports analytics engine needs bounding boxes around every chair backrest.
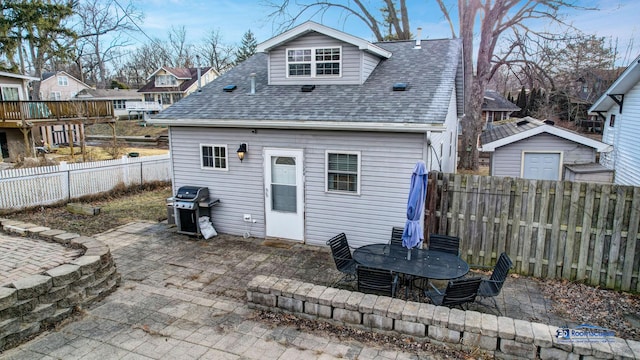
[326,233,353,273]
[428,234,460,255]
[489,252,513,291]
[357,265,395,297]
[441,277,482,307]
[390,226,404,247]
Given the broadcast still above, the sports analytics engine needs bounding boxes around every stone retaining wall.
[0,219,120,352]
[247,275,640,359]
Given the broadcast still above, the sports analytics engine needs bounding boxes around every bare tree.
[198,29,236,74]
[265,0,410,41]
[74,0,143,88]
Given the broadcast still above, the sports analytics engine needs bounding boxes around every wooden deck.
[0,100,116,127]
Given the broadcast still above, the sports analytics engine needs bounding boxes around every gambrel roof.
[150,37,463,132]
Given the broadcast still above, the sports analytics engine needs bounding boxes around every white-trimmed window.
[1,86,20,100]
[113,100,126,109]
[155,74,178,87]
[57,76,68,86]
[326,151,360,194]
[201,144,228,170]
[287,47,341,78]
[49,91,61,100]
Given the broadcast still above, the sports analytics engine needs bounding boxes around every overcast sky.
[130,0,638,65]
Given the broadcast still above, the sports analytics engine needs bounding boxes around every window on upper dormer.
[155,74,178,87]
[287,47,341,78]
[58,76,68,86]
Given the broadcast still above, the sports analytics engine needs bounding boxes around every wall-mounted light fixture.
[237,143,247,162]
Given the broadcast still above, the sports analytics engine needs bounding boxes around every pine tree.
[515,86,528,117]
[235,30,257,64]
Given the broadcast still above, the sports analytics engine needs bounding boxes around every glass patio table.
[352,243,469,280]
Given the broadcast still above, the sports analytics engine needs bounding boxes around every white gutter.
[146,118,446,133]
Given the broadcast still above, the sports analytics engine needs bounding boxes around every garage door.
[522,152,561,180]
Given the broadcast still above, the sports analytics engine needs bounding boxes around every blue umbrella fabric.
[402,160,428,250]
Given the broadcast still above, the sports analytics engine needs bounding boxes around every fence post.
[59,161,70,200]
[121,155,129,185]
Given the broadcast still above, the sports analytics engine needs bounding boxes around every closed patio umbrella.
[402,160,427,259]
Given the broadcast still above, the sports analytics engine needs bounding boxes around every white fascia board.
[589,54,640,113]
[257,21,391,59]
[146,118,444,133]
[482,125,613,152]
[0,71,39,81]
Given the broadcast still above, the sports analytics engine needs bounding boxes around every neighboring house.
[588,54,640,186]
[138,66,219,109]
[148,21,464,247]
[482,90,520,129]
[480,117,612,181]
[0,71,39,159]
[74,88,147,119]
[39,71,90,100]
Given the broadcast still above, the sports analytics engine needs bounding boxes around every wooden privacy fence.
[0,154,171,210]
[425,171,640,292]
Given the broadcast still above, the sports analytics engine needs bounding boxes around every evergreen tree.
[515,86,528,117]
[235,30,257,64]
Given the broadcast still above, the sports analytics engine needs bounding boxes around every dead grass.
[51,146,168,162]
[85,121,168,137]
[5,183,172,236]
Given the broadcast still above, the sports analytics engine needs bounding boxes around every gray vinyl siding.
[607,81,640,185]
[490,133,596,178]
[268,33,364,85]
[169,127,425,247]
[361,52,380,83]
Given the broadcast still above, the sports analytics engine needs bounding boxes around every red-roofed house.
[138,66,219,109]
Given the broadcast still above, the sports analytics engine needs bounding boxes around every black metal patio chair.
[389,226,404,247]
[356,265,398,298]
[476,252,513,314]
[326,233,357,284]
[428,234,461,256]
[425,277,482,309]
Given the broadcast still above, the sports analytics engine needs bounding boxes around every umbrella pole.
[407,248,411,260]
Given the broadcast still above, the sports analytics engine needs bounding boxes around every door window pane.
[271,156,296,212]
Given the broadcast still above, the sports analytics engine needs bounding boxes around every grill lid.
[175,186,209,201]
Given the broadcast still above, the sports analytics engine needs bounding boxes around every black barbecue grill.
[172,186,219,236]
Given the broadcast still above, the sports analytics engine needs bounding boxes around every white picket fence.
[0,154,171,210]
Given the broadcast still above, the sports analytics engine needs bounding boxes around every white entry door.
[264,149,304,241]
[522,152,561,180]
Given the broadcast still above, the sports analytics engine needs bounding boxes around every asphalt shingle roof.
[480,117,540,144]
[483,90,520,111]
[138,67,213,93]
[154,38,462,125]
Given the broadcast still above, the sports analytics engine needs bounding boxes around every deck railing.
[0,100,114,122]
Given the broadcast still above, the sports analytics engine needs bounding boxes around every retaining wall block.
[0,288,17,311]
[71,274,96,290]
[38,285,69,304]
[70,236,98,247]
[25,226,51,235]
[372,296,392,317]
[317,304,332,319]
[497,316,516,340]
[304,302,320,317]
[293,282,314,301]
[513,319,534,344]
[587,336,613,359]
[246,290,253,303]
[52,232,80,245]
[331,289,351,309]
[38,229,66,240]
[11,275,52,300]
[45,264,81,287]
[539,347,571,360]
[417,303,436,325]
[247,275,268,292]
[358,294,378,314]
[432,306,450,327]
[401,301,420,322]
[22,303,55,323]
[57,290,86,308]
[363,313,393,331]
[70,256,103,276]
[333,308,361,325]
[2,299,36,319]
[629,339,640,358]
[258,276,280,294]
[394,319,426,337]
[281,279,302,298]
[448,308,465,332]
[252,292,277,307]
[0,318,20,336]
[462,331,497,351]
[44,307,73,326]
[4,225,29,235]
[530,322,553,348]
[500,338,537,359]
[277,296,303,313]
[387,298,405,320]
[344,292,364,311]
[318,287,339,306]
[270,278,290,296]
[83,245,110,262]
[481,313,498,338]
[305,285,327,303]
[428,325,460,343]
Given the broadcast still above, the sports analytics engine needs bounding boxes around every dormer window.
[58,76,68,86]
[155,74,178,87]
[287,47,341,77]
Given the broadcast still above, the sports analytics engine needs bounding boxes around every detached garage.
[480,117,612,181]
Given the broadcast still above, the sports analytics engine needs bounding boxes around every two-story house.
[138,66,219,110]
[482,90,520,129]
[147,22,464,246]
[0,71,39,159]
[39,71,90,101]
